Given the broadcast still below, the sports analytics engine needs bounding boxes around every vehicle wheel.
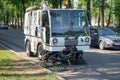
[25,41,33,57]
[37,44,44,60]
[99,41,105,50]
[5,27,8,30]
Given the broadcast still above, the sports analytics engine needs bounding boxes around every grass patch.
[0,50,14,66]
[0,48,60,80]
[0,72,57,80]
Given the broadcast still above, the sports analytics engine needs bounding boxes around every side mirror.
[116,32,119,35]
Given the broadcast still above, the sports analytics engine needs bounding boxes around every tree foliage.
[114,0,120,26]
[0,0,120,30]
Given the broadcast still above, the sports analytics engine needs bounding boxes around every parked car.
[0,23,8,29]
[90,28,120,50]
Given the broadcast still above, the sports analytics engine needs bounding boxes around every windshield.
[99,29,116,36]
[50,10,89,37]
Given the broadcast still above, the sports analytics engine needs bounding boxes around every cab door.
[41,10,50,45]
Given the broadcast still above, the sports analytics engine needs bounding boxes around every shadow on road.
[91,46,120,51]
[0,41,25,52]
[0,43,9,50]
[59,51,120,80]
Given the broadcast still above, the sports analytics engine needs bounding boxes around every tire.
[99,41,105,50]
[25,41,33,57]
[5,27,8,30]
[37,44,44,60]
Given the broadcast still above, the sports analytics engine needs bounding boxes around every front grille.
[65,39,78,46]
[113,44,120,47]
[113,40,120,43]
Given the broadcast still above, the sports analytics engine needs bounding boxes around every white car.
[0,23,8,29]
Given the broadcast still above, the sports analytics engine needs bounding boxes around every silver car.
[0,23,8,29]
[90,28,120,50]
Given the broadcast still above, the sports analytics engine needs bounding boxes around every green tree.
[0,0,120,29]
[0,0,11,24]
[48,0,64,8]
[114,0,120,27]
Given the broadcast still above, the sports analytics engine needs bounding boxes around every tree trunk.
[6,10,9,25]
[98,5,101,27]
[106,0,112,27]
[87,0,91,25]
[106,10,111,27]
[68,0,71,8]
[52,0,55,8]
[21,0,26,15]
[12,17,14,25]
[52,0,58,8]
[21,0,26,30]
[60,0,62,8]
[15,2,19,29]
[20,17,23,30]
[119,17,120,27]
[101,0,104,27]
[17,2,20,29]
[55,0,58,8]
[14,18,17,27]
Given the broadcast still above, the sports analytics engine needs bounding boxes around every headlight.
[105,39,113,44]
[52,38,58,45]
[85,37,90,42]
[85,37,90,44]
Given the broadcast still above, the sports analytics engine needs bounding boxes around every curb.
[0,43,65,80]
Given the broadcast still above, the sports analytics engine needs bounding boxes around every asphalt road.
[0,29,24,52]
[0,29,39,63]
[58,49,120,80]
[0,29,120,80]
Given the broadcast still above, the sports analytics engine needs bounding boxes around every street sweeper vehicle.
[24,2,91,65]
